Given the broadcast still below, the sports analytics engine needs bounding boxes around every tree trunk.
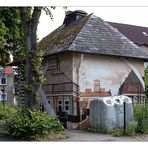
[29,7,42,108]
[20,7,42,108]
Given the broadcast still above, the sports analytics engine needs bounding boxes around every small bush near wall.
[0,104,18,135]
[0,104,17,120]
[112,103,148,136]
[0,104,64,140]
[126,121,137,136]
[134,103,148,134]
[5,108,64,140]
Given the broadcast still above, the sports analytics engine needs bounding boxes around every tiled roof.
[39,12,148,60]
[108,22,148,46]
[80,91,111,97]
[4,66,13,74]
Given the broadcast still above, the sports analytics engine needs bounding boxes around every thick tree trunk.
[29,7,42,107]
[20,7,42,108]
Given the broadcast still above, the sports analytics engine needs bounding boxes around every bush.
[134,103,148,134]
[5,108,64,140]
[134,104,144,133]
[126,121,137,136]
[143,120,148,134]
[111,129,124,137]
[0,104,18,120]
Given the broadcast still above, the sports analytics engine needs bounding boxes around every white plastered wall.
[73,53,144,96]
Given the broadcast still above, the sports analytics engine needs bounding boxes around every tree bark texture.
[20,7,42,108]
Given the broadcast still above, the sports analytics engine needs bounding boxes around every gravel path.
[1,130,148,142]
[57,130,148,142]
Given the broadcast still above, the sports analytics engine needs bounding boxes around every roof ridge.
[108,21,148,29]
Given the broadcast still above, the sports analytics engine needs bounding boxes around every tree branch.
[30,7,42,53]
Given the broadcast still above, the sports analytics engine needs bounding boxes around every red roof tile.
[80,91,111,97]
[4,66,13,74]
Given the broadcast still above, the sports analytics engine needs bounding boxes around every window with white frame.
[57,96,63,112]
[0,91,7,102]
[0,77,7,85]
[64,96,69,113]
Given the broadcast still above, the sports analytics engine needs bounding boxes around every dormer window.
[63,10,87,26]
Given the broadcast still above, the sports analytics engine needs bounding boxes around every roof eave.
[45,49,148,61]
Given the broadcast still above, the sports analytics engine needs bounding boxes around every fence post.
[123,101,126,135]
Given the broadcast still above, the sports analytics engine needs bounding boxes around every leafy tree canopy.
[0,7,26,67]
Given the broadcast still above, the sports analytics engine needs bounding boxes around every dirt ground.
[56,130,148,142]
[1,129,148,142]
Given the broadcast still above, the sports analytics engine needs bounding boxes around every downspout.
[120,58,144,89]
[76,54,84,122]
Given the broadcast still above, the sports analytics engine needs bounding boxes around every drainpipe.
[76,54,84,122]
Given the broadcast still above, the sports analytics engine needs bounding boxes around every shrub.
[126,121,137,136]
[0,104,18,120]
[5,108,64,140]
[134,103,148,134]
[143,120,148,134]
[111,129,124,137]
[134,104,144,133]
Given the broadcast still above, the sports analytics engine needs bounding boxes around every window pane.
[65,106,69,111]
[65,101,69,105]
[0,94,6,101]
[58,100,62,104]
[1,78,6,84]
[3,94,6,100]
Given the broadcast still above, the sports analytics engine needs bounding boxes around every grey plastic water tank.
[89,95,134,131]
[89,97,116,131]
[102,97,117,130]
[114,96,124,128]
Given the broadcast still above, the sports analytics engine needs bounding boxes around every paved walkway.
[57,130,148,142]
